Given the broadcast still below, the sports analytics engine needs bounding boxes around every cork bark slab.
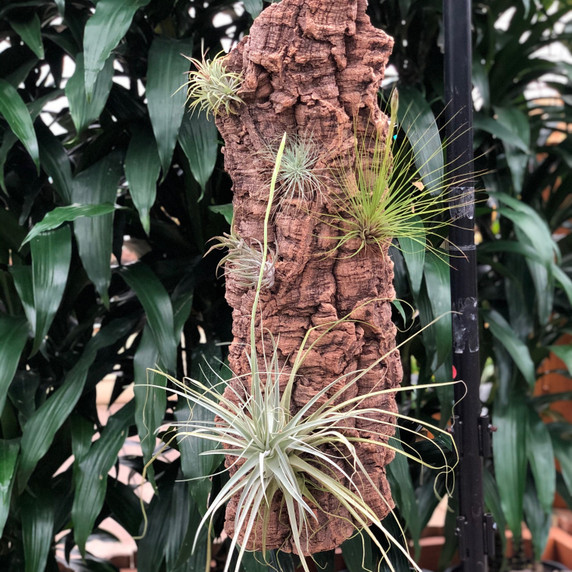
[214,0,401,555]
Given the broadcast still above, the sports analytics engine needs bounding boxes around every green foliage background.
[0,0,570,570]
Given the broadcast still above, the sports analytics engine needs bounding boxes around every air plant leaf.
[182,49,244,119]
[326,90,475,259]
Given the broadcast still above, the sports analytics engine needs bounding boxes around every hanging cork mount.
[213,0,401,555]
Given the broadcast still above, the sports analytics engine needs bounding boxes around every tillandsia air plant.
[326,90,474,258]
[262,134,329,210]
[145,135,460,572]
[207,231,277,290]
[181,48,244,118]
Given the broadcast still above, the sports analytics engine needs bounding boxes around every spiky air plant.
[207,231,277,290]
[263,134,328,209]
[326,91,475,258]
[143,134,460,572]
[181,49,244,118]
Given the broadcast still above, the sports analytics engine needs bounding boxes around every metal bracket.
[483,513,497,557]
[456,514,497,561]
[478,414,493,458]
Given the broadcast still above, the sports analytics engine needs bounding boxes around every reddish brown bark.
[215,0,400,555]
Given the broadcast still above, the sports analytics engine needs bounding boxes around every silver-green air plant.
[207,231,276,290]
[264,134,328,209]
[145,135,459,572]
[182,49,244,118]
[326,90,473,258]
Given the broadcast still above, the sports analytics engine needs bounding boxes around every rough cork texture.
[214,0,401,555]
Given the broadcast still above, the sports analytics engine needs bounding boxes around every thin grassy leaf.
[0,79,39,170]
[73,401,134,555]
[30,226,72,354]
[66,52,114,134]
[17,319,132,490]
[0,315,29,416]
[493,394,528,544]
[147,37,191,176]
[72,152,122,307]
[125,126,161,234]
[83,0,152,98]
[0,439,19,537]
[526,409,555,514]
[8,14,44,59]
[178,110,218,199]
[483,309,535,389]
[21,490,54,572]
[23,203,117,245]
[120,263,177,371]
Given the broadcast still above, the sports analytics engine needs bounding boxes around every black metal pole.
[444,1,492,571]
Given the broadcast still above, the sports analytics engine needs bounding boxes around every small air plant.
[326,90,475,258]
[181,48,244,118]
[263,134,328,209]
[207,231,277,290]
[142,134,460,572]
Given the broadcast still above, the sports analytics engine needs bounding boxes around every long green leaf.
[0,439,19,537]
[341,532,374,572]
[8,14,44,59]
[73,401,134,555]
[147,37,191,176]
[21,490,55,572]
[483,467,507,556]
[72,153,122,307]
[133,325,164,489]
[23,203,118,245]
[83,0,152,98]
[37,123,74,203]
[387,433,421,551]
[493,393,528,544]
[550,426,572,498]
[474,114,530,153]
[66,53,114,134]
[483,309,535,389]
[31,226,72,354]
[120,263,177,371]
[17,319,132,490]
[178,110,218,199]
[10,267,35,331]
[0,79,39,170]
[125,126,161,234]
[398,85,444,194]
[523,478,551,562]
[527,409,555,514]
[398,216,425,299]
[242,0,263,18]
[548,344,572,375]
[0,315,29,416]
[423,251,452,369]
